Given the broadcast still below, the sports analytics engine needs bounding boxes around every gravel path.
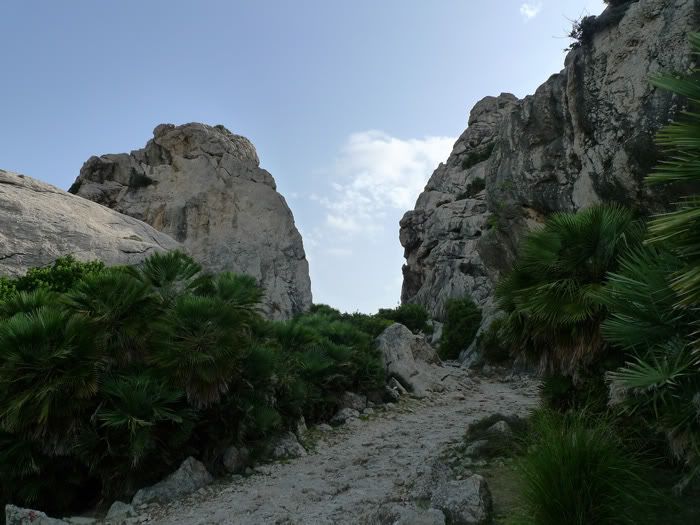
[140,368,539,525]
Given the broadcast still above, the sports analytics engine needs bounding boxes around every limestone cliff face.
[70,123,312,319]
[0,169,181,275]
[401,0,698,321]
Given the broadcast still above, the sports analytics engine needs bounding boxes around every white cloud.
[316,130,454,237]
[520,2,543,21]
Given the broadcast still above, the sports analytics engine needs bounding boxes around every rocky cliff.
[0,169,181,275]
[400,0,698,321]
[70,123,312,319]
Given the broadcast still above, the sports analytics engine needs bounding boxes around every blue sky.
[0,0,606,313]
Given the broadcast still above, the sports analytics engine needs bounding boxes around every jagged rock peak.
[401,0,698,321]
[70,122,312,320]
[0,169,181,276]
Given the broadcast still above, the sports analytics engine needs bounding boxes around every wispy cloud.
[303,130,455,313]
[520,2,543,21]
[315,130,454,236]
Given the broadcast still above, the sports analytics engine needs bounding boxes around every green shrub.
[496,204,643,375]
[9,256,105,294]
[477,317,511,364]
[439,297,482,360]
[512,409,661,525]
[376,303,430,333]
[0,253,385,515]
[461,143,495,170]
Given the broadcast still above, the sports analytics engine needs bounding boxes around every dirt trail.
[140,367,539,525]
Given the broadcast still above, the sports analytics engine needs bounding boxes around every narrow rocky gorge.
[401,0,698,321]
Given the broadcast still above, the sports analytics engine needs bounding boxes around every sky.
[0,0,606,313]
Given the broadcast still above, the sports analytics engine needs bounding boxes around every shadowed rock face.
[70,122,312,320]
[401,0,698,321]
[0,169,181,276]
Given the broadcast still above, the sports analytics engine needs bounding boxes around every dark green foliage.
[646,34,700,307]
[466,177,486,198]
[567,3,631,50]
[461,143,495,170]
[496,204,643,375]
[599,246,691,352]
[5,256,105,296]
[0,254,385,515]
[600,38,700,489]
[512,409,661,525]
[376,303,430,333]
[477,317,511,364]
[439,297,482,360]
[129,172,155,188]
[464,414,528,458]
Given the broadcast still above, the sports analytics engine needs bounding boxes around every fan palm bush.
[0,307,100,441]
[496,204,643,375]
[0,251,387,515]
[646,33,700,307]
[601,34,700,490]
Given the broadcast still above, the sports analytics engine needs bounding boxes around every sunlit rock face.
[0,169,181,275]
[70,122,312,319]
[401,0,698,321]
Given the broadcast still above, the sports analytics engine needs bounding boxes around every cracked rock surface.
[400,0,698,322]
[69,123,312,319]
[0,169,180,276]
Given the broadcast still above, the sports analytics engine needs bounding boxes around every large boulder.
[69,123,312,319]
[131,457,213,506]
[269,431,307,459]
[429,476,492,525]
[400,0,698,322]
[0,170,180,276]
[375,323,440,396]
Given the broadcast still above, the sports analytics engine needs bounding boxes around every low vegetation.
[0,253,385,516]
[511,410,660,525]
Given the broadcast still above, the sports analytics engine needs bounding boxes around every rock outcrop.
[0,169,180,276]
[400,0,698,320]
[70,123,312,319]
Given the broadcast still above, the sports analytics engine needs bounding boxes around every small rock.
[464,440,489,457]
[106,501,136,522]
[222,446,250,474]
[317,423,333,432]
[65,518,97,525]
[340,391,367,411]
[486,420,512,437]
[388,377,408,395]
[362,407,375,416]
[244,467,254,476]
[430,475,492,525]
[330,408,360,425]
[270,431,307,459]
[5,505,68,525]
[384,385,401,402]
[131,457,214,506]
